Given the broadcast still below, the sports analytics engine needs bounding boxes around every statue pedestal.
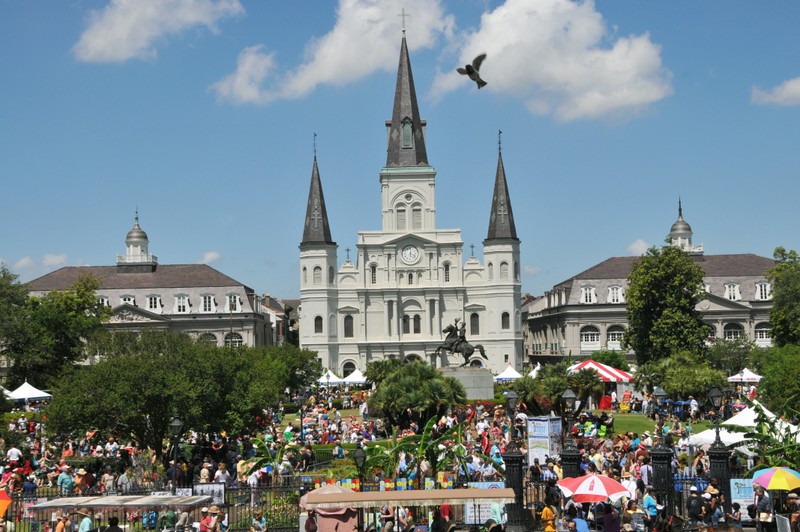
[438,367,494,400]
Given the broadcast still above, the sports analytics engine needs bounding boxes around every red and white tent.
[567,360,634,383]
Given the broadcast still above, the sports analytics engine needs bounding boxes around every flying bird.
[457,53,488,89]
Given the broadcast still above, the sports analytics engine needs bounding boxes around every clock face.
[401,245,420,264]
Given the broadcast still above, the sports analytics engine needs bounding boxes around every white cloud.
[752,76,800,106]
[210,46,277,104]
[13,256,36,271]
[211,0,454,104]
[523,265,542,276]
[627,239,651,256]
[200,251,221,264]
[42,253,68,268]
[73,0,244,63]
[430,0,673,121]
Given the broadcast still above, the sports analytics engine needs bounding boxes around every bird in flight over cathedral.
[457,53,488,89]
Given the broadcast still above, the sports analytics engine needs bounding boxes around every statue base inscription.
[438,367,494,401]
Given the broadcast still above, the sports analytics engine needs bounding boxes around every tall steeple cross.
[470,244,475,256]
[398,8,410,32]
[311,199,322,229]
[497,201,508,224]
[346,247,351,261]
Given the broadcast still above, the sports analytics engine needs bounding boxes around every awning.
[342,369,367,385]
[728,368,762,383]
[302,488,516,510]
[318,370,343,386]
[6,380,52,402]
[31,495,212,510]
[495,365,522,382]
[568,360,634,383]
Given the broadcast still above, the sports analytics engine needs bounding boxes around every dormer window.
[201,294,216,313]
[121,295,136,306]
[97,296,110,307]
[608,286,624,304]
[580,286,597,304]
[147,295,161,312]
[724,283,741,301]
[755,282,771,301]
[401,118,413,148]
[227,294,241,313]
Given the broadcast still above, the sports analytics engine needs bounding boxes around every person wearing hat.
[57,465,74,495]
[701,492,714,530]
[754,484,774,532]
[249,509,266,532]
[54,512,72,532]
[687,486,703,524]
[75,508,93,532]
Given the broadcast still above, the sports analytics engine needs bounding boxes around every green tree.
[265,344,323,391]
[46,330,291,455]
[767,247,800,347]
[705,338,756,375]
[751,344,800,417]
[364,358,404,386]
[623,245,707,364]
[591,350,631,372]
[634,352,724,397]
[368,361,466,428]
[6,274,110,388]
[569,369,605,414]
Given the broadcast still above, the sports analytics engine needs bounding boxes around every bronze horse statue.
[434,321,488,367]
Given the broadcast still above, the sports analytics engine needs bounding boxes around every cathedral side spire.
[485,149,519,241]
[385,34,428,167]
[301,156,335,245]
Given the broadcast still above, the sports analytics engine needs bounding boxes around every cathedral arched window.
[500,262,509,279]
[314,316,323,334]
[470,313,480,336]
[487,263,494,280]
[514,262,520,281]
[370,264,377,284]
[198,333,217,346]
[413,315,421,334]
[412,204,422,230]
[344,315,354,338]
[408,272,414,285]
[402,315,410,334]
[501,312,510,330]
[328,266,335,284]
[313,266,322,285]
[443,263,451,283]
[396,205,407,230]
[342,361,356,377]
[302,267,307,285]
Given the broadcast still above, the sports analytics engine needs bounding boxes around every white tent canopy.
[318,369,344,386]
[728,367,762,383]
[689,400,798,447]
[528,362,542,379]
[495,365,523,382]
[342,368,367,385]
[6,381,52,402]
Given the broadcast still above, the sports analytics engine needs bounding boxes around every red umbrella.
[557,474,629,503]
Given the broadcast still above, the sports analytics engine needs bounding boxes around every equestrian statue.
[434,318,488,367]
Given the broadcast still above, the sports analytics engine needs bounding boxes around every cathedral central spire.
[385,34,428,167]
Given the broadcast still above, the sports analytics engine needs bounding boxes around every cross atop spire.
[498,129,503,154]
[398,8,410,33]
[313,132,317,159]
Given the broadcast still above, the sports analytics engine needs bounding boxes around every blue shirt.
[643,494,658,517]
[572,518,591,532]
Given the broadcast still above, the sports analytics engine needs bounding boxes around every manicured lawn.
[611,412,711,436]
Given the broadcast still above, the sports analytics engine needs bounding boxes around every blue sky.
[2,0,799,300]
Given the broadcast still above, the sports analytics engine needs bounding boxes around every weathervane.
[498,129,503,153]
[313,132,317,159]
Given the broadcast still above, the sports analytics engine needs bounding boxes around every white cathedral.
[298,35,523,376]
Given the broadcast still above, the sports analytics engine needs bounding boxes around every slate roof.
[385,34,428,167]
[485,151,519,242]
[558,253,774,286]
[27,264,252,291]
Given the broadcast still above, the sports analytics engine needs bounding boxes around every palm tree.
[568,368,605,414]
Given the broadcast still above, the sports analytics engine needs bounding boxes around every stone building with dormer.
[27,214,271,351]
[298,35,523,375]
[523,202,774,362]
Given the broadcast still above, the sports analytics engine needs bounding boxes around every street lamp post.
[353,446,367,532]
[560,388,581,479]
[708,387,723,421]
[169,412,183,495]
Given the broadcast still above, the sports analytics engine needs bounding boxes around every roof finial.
[135,207,139,226]
[398,8,410,34]
[313,132,317,160]
[678,197,683,219]
[498,129,503,154]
